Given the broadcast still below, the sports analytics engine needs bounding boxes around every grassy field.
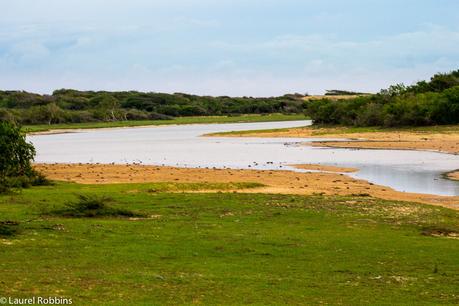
[23,114,308,133]
[1,182,458,305]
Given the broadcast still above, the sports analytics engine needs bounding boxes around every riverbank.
[34,163,459,210]
[23,114,307,134]
[208,125,459,155]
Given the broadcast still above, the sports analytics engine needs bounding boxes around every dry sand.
[35,163,459,210]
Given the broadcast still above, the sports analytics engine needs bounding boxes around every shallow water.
[29,120,459,196]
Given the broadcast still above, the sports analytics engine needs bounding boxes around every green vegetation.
[306,70,459,127]
[52,194,142,218]
[23,113,307,133]
[1,181,458,305]
[0,122,49,192]
[0,88,307,127]
[0,220,20,237]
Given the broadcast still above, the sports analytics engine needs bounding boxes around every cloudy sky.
[1,0,458,96]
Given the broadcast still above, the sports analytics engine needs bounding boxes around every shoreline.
[34,163,459,210]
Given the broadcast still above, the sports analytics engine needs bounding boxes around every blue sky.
[1,0,458,96]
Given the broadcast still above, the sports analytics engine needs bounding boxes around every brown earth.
[34,163,459,210]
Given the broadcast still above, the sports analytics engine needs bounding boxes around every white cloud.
[0,1,458,95]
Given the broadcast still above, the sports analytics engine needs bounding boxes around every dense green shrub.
[0,122,50,193]
[0,122,35,179]
[305,70,459,127]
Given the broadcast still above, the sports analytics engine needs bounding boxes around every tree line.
[0,90,306,125]
[305,70,459,127]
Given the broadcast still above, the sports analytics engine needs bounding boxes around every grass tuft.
[0,221,20,237]
[53,194,141,218]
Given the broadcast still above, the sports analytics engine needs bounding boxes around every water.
[28,120,459,197]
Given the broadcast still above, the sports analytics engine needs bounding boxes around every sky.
[1,0,459,96]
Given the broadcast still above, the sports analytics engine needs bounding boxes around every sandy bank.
[211,126,459,155]
[34,163,459,210]
[447,171,459,181]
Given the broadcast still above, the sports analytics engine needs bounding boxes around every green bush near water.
[0,122,50,193]
[306,70,459,127]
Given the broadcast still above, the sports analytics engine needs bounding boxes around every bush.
[54,195,141,218]
[0,122,35,180]
[0,122,50,193]
[0,221,20,237]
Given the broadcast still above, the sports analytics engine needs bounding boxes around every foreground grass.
[23,114,307,133]
[0,182,458,305]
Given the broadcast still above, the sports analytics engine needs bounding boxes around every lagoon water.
[29,120,459,197]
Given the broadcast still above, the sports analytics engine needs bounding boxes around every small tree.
[0,122,36,183]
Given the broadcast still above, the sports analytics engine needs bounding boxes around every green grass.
[0,182,458,305]
[23,114,308,133]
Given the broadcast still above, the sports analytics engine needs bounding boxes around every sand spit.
[210,127,459,155]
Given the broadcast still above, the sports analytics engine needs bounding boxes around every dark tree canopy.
[305,70,459,127]
[0,122,45,192]
[0,122,35,179]
[0,90,306,126]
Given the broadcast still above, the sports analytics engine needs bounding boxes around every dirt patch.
[291,164,358,173]
[34,163,459,210]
